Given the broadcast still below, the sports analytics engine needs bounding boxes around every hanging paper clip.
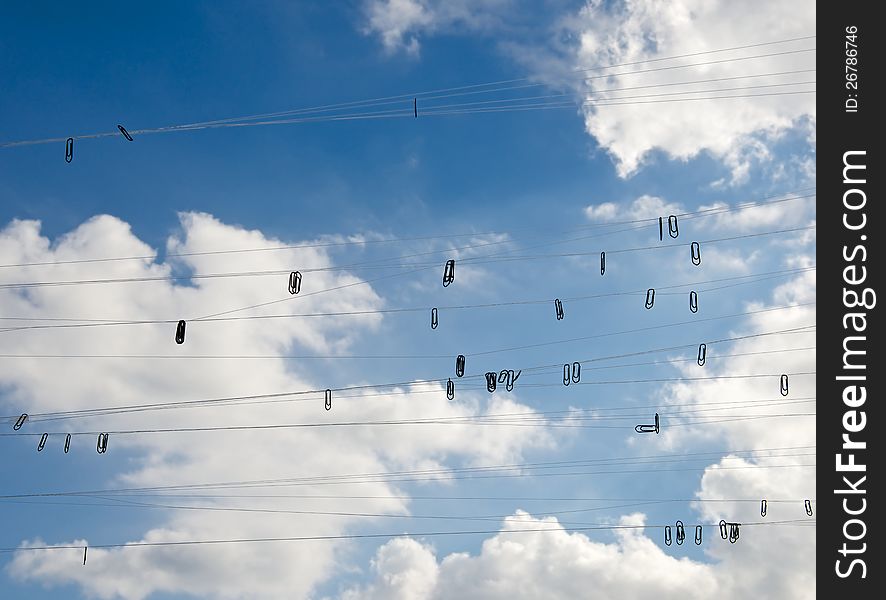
[719,520,728,539]
[562,364,571,386]
[117,125,134,141]
[690,241,701,266]
[446,378,455,401]
[761,499,768,517]
[697,343,707,367]
[571,362,581,384]
[664,525,672,546]
[645,289,655,309]
[634,412,660,434]
[288,271,302,294]
[13,413,28,430]
[658,216,664,241]
[455,354,465,378]
[804,499,813,516]
[554,298,564,320]
[414,98,418,118]
[65,137,74,163]
[676,520,685,545]
[689,290,698,313]
[695,525,703,545]
[442,259,455,287]
[485,372,497,393]
[64,433,71,454]
[431,308,438,330]
[96,433,109,454]
[83,546,87,566]
[37,433,48,452]
[499,369,519,392]
[324,389,332,411]
[780,374,789,396]
[729,523,740,543]
[175,320,186,344]
[600,251,606,276]
[668,215,679,238]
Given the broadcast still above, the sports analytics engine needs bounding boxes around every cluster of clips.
[634,412,660,434]
[36,432,74,454]
[485,369,521,393]
[759,499,814,517]
[659,215,680,240]
[64,125,133,163]
[719,520,741,543]
[562,362,581,386]
[288,271,302,294]
[14,416,107,455]
[664,520,698,546]
[554,298,564,320]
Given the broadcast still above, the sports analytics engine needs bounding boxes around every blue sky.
[1,2,815,599]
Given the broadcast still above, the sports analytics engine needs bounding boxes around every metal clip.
[659,216,664,241]
[780,374,789,396]
[695,525,703,545]
[645,289,655,309]
[117,125,134,141]
[804,499,813,516]
[83,546,87,566]
[664,525,672,546]
[431,307,438,330]
[64,433,71,454]
[485,372,497,393]
[719,520,728,539]
[689,291,698,313]
[571,362,581,384]
[325,389,332,411]
[668,215,679,238]
[676,520,685,545]
[554,298,564,320]
[175,320,186,344]
[37,433,48,452]
[729,523,740,543]
[690,241,701,266]
[96,433,109,454]
[761,499,767,517]
[446,378,455,401]
[65,137,74,163]
[600,251,606,276]
[442,259,455,287]
[499,369,519,392]
[414,97,418,118]
[13,413,28,431]
[563,364,571,386]
[455,354,465,378]
[634,412,660,434]
[288,271,302,294]
[697,343,706,367]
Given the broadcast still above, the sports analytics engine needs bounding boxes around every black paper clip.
[659,216,664,241]
[780,374,789,396]
[431,307,438,330]
[442,259,455,287]
[668,215,679,238]
[65,137,74,163]
[485,372,497,393]
[37,433,48,452]
[13,413,28,430]
[664,525,672,546]
[288,271,302,294]
[761,499,768,517]
[634,412,660,434]
[729,523,740,543]
[689,291,698,313]
[690,241,701,266]
[117,125,134,141]
[600,251,606,276]
[175,320,186,344]
[96,433,109,454]
[446,378,455,401]
[676,520,685,545]
[414,98,418,118]
[554,298,564,320]
[325,389,332,411]
[719,520,728,539]
[64,433,71,454]
[498,369,519,392]
[805,499,813,516]
[455,354,465,378]
[83,546,87,566]
[562,364,571,386]
[645,288,655,309]
[697,343,706,366]
[695,525,703,545]
[571,362,580,384]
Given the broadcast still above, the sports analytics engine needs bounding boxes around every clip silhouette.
[65,137,74,163]
[780,374,789,396]
[455,354,465,378]
[689,290,698,313]
[600,251,606,276]
[697,343,707,366]
[64,433,71,454]
[83,546,87,566]
[485,372,497,393]
[719,520,728,539]
[498,369,520,392]
[571,362,581,384]
[554,298,564,320]
[729,523,740,543]
[446,378,455,401]
[175,320,186,344]
[645,289,655,309]
[676,520,685,545]
[431,308,438,330]
[37,432,48,452]
[659,216,664,241]
[442,259,455,287]
[668,215,679,238]
[325,389,332,411]
[695,525,703,545]
[690,241,701,266]
[117,125,134,141]
[761,499,767,517]
[804,499,813,516]
[288,271,302,294]
[13,413,28,431]
[96,433,109,454]
[563,364,571,386]
[414,98,418,118]
[634,412,660,434]
[664,525,672,546]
